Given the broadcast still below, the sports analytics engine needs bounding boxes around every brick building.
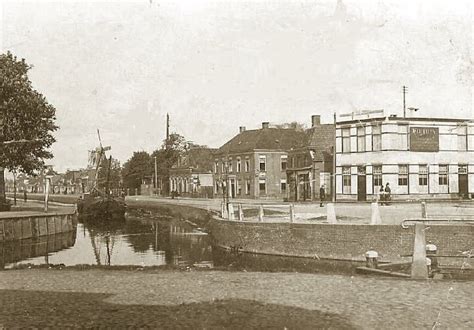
[335,114,474,201]
[213,122,306,200]
[286,115,335,201]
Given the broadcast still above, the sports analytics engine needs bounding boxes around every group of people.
[378,183,391,205]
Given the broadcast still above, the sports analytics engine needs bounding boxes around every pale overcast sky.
[1,0,473,172]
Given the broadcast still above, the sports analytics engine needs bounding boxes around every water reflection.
[2,216,213,269]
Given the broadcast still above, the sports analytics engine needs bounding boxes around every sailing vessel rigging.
[76,130,126,221]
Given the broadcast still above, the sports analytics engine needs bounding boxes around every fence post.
[289,204,295,223]
[411,222,429,279]
[238,204,244,221]
[228,203,235,220]
[370,202,382,225]
[326,203,337,224]
[258,205,264,222]
[421,202,427,218]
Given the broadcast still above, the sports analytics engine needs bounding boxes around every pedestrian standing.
[379,185,385,205]
[320,184,326,207]
[384,183,391,205]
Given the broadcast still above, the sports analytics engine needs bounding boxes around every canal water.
[1,214,364,274]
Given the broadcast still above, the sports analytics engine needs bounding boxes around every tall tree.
[0,52,58,210]
[97,157,122,193]
[121,151,152,192]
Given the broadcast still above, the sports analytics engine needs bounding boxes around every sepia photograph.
[0,0,473,328]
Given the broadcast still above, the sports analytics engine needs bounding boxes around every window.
[372,124,381,151]
[342,166,351,194]
[245,159,250,172]
[259,178,266,194]
[280,179,287,193]
[419,165,428,186]
[259,155,266,171]
[281,155,288,171]
[342,128,351,153]
[237,180,242,195]
[458,125,467,151]
[439,165,448,185]
[214,161,219,173]
[399,125,408,150]
[245,180,251,195]
[398,165,408,186]
[236,157,241,173]
[373,165,382,187]
[221,160,225,173]
[228,158,233,173]
[357,126,366,152]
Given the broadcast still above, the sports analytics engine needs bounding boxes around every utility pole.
[333,112,337,203]
[402,86,408,118]
[166,113,170,149]
[154,156,158,195]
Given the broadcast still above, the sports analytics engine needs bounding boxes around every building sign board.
[410,127,439,152]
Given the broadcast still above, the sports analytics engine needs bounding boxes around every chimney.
[262,122,270,129]
[239,126,246,133]
[311,115,321,127]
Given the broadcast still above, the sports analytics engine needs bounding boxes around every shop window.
[342,128,351,153]
[372,124,381,151]
[280,179,287,193]
[357,126,366,152]
[419,165,428,186]
[373,165,382,188]
[281,155,288,171]
[439,165,448,185]
[398,165,408,186]
[259,155,266,171]
[259,178,266,194]
[342,166,351,194]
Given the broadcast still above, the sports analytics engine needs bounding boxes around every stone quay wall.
[0,212,76,242]
[210,219,473,263]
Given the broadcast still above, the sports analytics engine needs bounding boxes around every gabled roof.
[171,147,217,172]
[217,128,306,155]
[289,124,335,162]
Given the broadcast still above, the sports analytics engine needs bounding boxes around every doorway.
[459,165,468,199]
[357,166,366,202]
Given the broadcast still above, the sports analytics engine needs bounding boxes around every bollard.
[426,242,438,269]
[238,204,244,221]
[421,201,427,218]
[370,202,382,225]
[127,188,130,196]
[289,204,295,223]
[258,205,264,222]
[135,188,138,196]
[411,222,429,279]
[228,203,235,220]
[326,203,337,224]
[365,250,379,269]
[426,257,432,277]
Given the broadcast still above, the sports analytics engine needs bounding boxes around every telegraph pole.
[154,156,158,195]
[166,113,170,149]
[402,86,408,118]
[333,112,337,202]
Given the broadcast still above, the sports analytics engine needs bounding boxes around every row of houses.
[169,113,474,201]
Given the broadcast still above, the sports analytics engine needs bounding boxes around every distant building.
[286,115,335,201]
[335,115,474,201]
[213,122,306,200]
[169,146,216,198]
